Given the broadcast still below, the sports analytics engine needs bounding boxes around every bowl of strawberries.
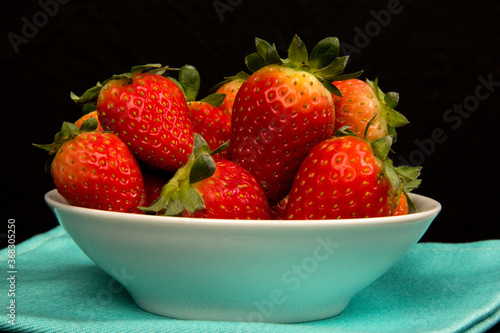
[40,35,441,323]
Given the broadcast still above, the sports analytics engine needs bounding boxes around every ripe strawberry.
[212,71,249,117]
[74,111,103,130]
[230,35,361,205]
[332,78,408,142]
[72,64,195,172]
[176,65,232,160]
[35,119,146,213]
[182,159,271,219]
[284,128,420,219]
[141,134,271,219]
[187,100,231,159]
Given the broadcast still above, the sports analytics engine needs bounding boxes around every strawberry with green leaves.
[332,78,408,142]
[188,99,231,160]
[182,159,271,219]
[178,66,232,160]
[284,126,421,220]
[230,35,361,205]
[141,134,271,219]
[72,64,195,172]
[35,119,146,213]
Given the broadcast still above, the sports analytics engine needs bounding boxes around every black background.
[2,0,499,247]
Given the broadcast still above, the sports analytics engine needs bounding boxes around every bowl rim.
[45,189,441,228]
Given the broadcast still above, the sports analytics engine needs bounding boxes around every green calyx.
[139,134,229,216]
[33,118,100,172]
[70,63,180,114]
[245,35,363,96]
[177,65,226,107]
[336,125,421,210]
[366,78,409,140]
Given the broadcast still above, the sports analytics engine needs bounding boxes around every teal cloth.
[1,226,499,333]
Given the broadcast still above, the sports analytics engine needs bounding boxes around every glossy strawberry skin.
[97,73,194,172]
[230,65,335,206]
[332,79,387,142]
[182,160,271,219]
[285,136,399,220]
[187,101,231,159]
[50,132,146,213]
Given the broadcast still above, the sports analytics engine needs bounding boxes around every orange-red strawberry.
[74,111,103,130]
[72,64,195,172]
[230,36,361,205]
[393,193,409,216]
[212,71,249,117]
[332,78,408,142]
[141,134,270,219]
[35,120,146,213]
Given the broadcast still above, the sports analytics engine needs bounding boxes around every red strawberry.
[187,100,231,159]
[212,71,249,117]
[141,134,271,219]
[332,78,408,142]
[35,119,146,213]
[72,64,195,172]
[230,36,361,205]
[284,129,420,219]
[182,159,271,219]
[177,65,231,160]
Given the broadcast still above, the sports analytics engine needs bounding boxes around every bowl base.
[132,296,350,324]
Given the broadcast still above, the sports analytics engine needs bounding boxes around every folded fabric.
[1,226,499,333]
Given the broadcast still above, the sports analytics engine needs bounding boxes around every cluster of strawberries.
[37,35,421,220]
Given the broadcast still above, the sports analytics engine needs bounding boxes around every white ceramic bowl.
[45,189,441,323]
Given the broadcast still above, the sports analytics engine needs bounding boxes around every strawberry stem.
[71,63,181,110]
[244,35,362,96]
